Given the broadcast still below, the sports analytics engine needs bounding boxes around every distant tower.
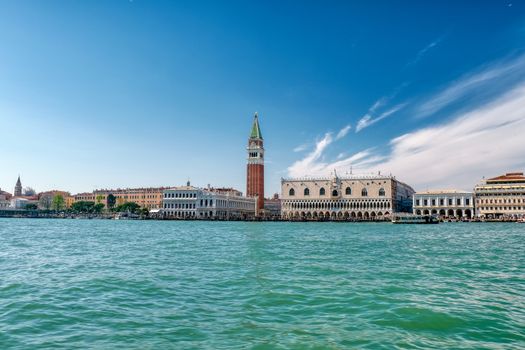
[14,176,22,197]
[246,112,265,212]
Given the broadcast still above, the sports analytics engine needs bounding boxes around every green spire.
[250,112,263,139]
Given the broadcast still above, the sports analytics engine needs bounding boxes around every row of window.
[164,203,196,209]
[415,198,471,207]
[284,201,390,210]
[289,187,385,197]
[165,192,197,199]
[477,198,523,204]
[478,206,524,211]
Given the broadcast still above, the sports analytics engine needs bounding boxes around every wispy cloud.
[356,103,407,132]
[406,37,442,67]
[293,143,309,152]
[363,83,525,190]
[336,124,351,140]
[417,53,525,118]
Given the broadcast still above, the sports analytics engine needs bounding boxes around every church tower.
[247,112,265,213]
[14,176,22,197]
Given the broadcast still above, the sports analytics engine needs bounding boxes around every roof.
[250,112,263,139]
[486,172,525,183]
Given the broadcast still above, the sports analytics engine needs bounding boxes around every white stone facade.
[413,191,474,218]
[162,185,256,219]
[474,172,525,218]
[280,173,414,220]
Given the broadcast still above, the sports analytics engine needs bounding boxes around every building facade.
[474,172,525,218]
[73,187,167,209]
[246,112,265,213]
[413,190,474,218]
[281,173,415,220]
[163,183,256,219]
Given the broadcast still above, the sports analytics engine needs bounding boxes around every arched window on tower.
[289,188,295,196]
[361,188,368,197]
[304,188,310,196]
[379,188,386,197]
[345,187,352,195]
[320,188,326,196]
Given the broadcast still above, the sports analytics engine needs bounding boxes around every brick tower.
[246,112,265,213]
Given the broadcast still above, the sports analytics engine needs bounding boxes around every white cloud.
[336,124,351,140]
[406,37,442,67]
[293,144,308,152]
[287,84,525,191]
[356,103,407,132]
[361,84,525,190]
[417,53,525,118]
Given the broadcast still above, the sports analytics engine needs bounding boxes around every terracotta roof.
[486,172,525,183]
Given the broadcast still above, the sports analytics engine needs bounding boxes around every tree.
[115,202,141,214]
[71,201,95,213]
[107,194,116,210]
[52,195,65,212]
[96,195,104,204]
[93,203,105,213]
[25,203,38,210]
[23,187,36,196]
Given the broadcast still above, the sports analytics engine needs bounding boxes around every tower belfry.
[246,112,265,213]
[14,175,22,197]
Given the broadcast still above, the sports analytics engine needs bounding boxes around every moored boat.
[392,214,439,224]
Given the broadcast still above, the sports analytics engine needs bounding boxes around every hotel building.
[162,182,256,219]
[474,172,525,218]
[281,172,415,220]
[413,190,474,218]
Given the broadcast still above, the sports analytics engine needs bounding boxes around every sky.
[1,1,525,196]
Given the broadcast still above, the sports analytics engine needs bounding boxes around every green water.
[0,219,524,349]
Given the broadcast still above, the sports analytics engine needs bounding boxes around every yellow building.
[92,187,168,209]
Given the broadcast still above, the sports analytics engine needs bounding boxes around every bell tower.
[14,175,22,197]
[246,112,265,212]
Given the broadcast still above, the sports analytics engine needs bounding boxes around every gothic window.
[379,188,385,197]
[332,190,338,196]
[304,188,310,196]
[289,188,295,196]
[345,187,351,195]
[320,188,326,196]
[361,188,368,197]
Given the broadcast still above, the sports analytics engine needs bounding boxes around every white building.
[162,183,256,219]
[281,172,415,220]
[474,172,525,219]
[413,190,474,218]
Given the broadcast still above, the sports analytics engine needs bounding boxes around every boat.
[517,218,525,223]
[392,214,439,224]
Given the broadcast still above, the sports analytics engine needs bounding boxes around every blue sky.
[1,1,525,196]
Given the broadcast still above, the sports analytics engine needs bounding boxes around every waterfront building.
[413,190,474,218]
[0,189,11,209]
[74,192,96,202]
[246,112,265,213]
[73,187,167,209]
[162,182,256,219]
[93,187,167,209]
[38,190,73,210]
[14,176,22,197]
[281,172,415,220]
[474,172,525,219]
[264,194,282,219]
